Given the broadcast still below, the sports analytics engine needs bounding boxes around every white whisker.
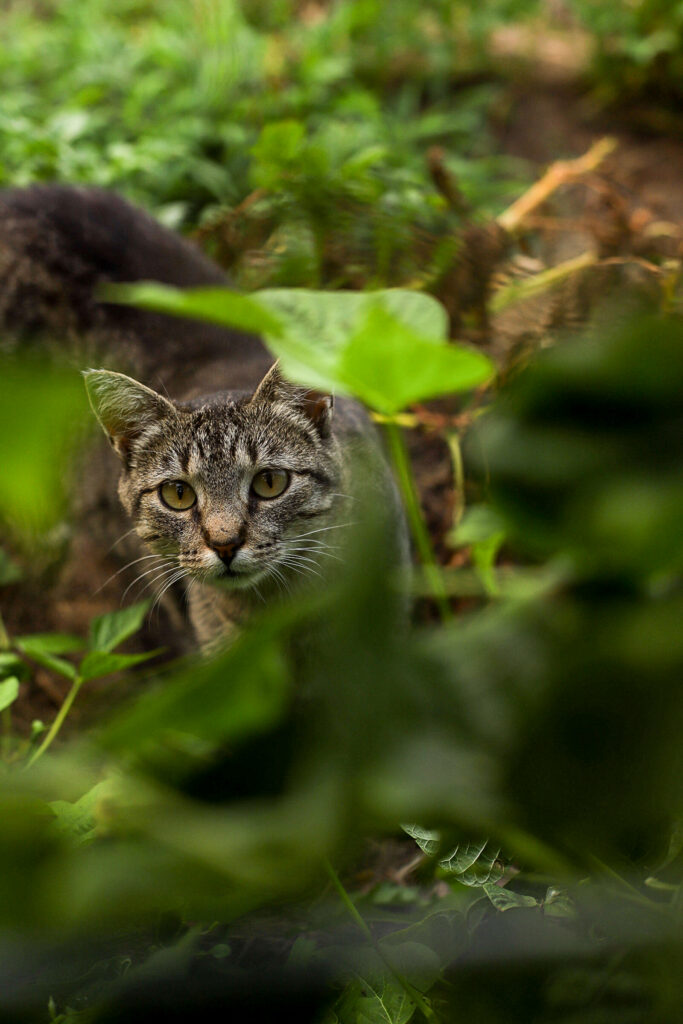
[94,553,167,596]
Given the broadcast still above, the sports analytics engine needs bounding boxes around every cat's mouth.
[212,562,267,590]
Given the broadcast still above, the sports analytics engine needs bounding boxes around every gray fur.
[1,185,407,650]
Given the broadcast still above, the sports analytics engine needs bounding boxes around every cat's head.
[84,364,342,591]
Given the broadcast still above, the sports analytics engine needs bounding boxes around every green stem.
[383,421,451,623]
[446,429,465,530]
[0,610,9,651]
[323,858,439,1022]
[1,706,12,761]
[25,674,83,769]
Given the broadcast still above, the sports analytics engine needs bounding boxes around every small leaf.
[0,652,30,682]
[14,632,85,655]
[88,600,151,653]
[483,883,539,912]
[49,780,112,845]
[16,641,77,680]
[0,676,20,713]
[402,825,504,886]
[79,648,162,682]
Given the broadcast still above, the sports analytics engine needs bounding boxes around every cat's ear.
[250,362,333,439]
[83,369,175,461]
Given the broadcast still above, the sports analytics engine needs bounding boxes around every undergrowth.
[1,3,683,1023]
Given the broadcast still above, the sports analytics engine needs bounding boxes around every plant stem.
[0,610,9,651]
[25,674,83,769]
[383,420,451,622]
[323,858,439,1022]
[446,430,465,530]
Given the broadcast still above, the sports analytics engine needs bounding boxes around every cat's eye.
[159,480,197,510]
[251,469,289,500]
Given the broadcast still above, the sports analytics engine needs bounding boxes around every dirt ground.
[5,78,683,731]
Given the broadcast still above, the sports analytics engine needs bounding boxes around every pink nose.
[211,538,243,563]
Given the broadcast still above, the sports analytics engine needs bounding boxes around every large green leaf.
[332,304,492,415]
[111,284,493,412]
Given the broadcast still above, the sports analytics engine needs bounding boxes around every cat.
[0,185,406,651]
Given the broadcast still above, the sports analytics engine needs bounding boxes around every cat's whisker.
[278,556,324,581]
[105,526,139,555]
[288,522,355,540]
[266,563,291,596]
[121,559,177,603]
[93,553,168,596]
[151,568,190,621]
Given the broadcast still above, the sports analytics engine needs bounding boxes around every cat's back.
[0,184,271,395]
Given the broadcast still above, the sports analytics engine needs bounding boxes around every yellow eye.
[251,469,289,499]
[160,480,197,510]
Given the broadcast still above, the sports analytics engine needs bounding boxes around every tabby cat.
[0,185,405,649]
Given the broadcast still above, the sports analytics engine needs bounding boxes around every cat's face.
[85,364,343,593]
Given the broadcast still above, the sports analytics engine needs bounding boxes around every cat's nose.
[210,538,243,565]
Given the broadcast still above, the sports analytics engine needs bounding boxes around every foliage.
[2,2,683,1023]
[0,0,528,289]
[2,296,683,1022]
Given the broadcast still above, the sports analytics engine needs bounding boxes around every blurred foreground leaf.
[0,355,89,538]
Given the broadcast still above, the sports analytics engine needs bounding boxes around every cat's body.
[0,185,405,650]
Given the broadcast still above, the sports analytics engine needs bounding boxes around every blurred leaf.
[16,639,77,680]
[0,548,22,584]
[104,282,284,337]
[88,600,151,653]
[0,652,30,682]
[0,356,89,536]
[0,676,19,713]
[49,780,112,846]
[482,883,538,911]
[79,648,162,682]
[15,633,85,655]
[451,506,507,597]
[101,614,290,753]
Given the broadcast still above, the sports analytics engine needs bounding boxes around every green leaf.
[258,287,449,345]
[0,676,20,713]
[88,600,151,653]
[79,648,162,682]
[334,976,416,1024]
[0,652,30,682]
[102,619,289,752]
[451,506,506,597]
[483,883,539,912]
[103,282,285,337]
[334,304,492,415]
[14,633,85,655]
[49,780,112,845]
[109,283,492,411]
[0,356,89,536]
[16,640,77,680]
[0,548,22,585]
[402,825,504,886]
